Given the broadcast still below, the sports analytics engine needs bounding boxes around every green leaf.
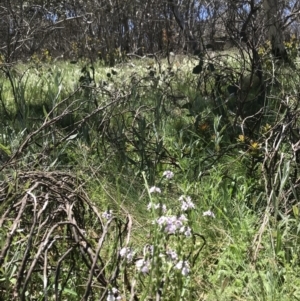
[275,230,282,255]
[63,288,78,296]
[0,143,11,156]
[292,205,299,218]
[42,105,49,121]
[10,278,16,284]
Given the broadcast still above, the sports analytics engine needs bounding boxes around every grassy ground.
[1,53,300,300]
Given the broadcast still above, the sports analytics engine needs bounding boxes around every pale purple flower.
[179,195,195,211]
[174,218,184,229]
[163,170,174,179]
[149,186,161,194]
[175,260,190,276]
[178,214,188,222]
[157,214,188,235]
[120,247,135,262]
[181,202,188,211]
[157,216,167,226]
[203,210,215,218]
[166,249,178,261]
[179,226,192,237]
[181,200,195,211]
[136,259,151,274]
[165,222,177,234]
[102,210,113,220]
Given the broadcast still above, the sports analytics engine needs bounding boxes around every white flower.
[148,202,167,212]
[147,203,167,213]
[179,195,191,202]
[182,264,190,276]
[120,247,134,262]
[107,293,114,301]
[175,260,190,276]
[163,170,174,179]
[120,247,127,257]
[102,210,113,220]
[184,226,192,237]
[107,287,121,301]
[179,195,185,202]
[149,186,161,194]
[136,259,150,274]
[203,210,215,218]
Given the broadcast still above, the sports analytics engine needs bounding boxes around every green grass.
[0,53,300,300]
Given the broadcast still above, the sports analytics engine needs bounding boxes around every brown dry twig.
[0,170,132,300]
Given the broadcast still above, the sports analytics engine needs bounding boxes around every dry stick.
[241,107,264,137]
[20,221,84,300]
[81,219,112,301]
[129,279,138,301]
[0,193,28,266]
[43,237,57,301]
[0,88,80,171]
[80,188,105,230]
[54,246,75,301]
[113,215,140,301]
[14,186,39,298]
[65,201,107,289]
[120,215,139,301]
[0,194,20,227]
[0,89,123,171]
[251,123,288,263]
[108,219,129,286]
[43,245,50,301]
[44,94,129,154]
[93,219,130,300]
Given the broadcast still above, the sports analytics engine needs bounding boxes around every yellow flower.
[262,123,271,134]
[250,141,260,151]
[237,135,245,143]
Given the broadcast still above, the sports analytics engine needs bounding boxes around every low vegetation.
[1,49,300,300]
